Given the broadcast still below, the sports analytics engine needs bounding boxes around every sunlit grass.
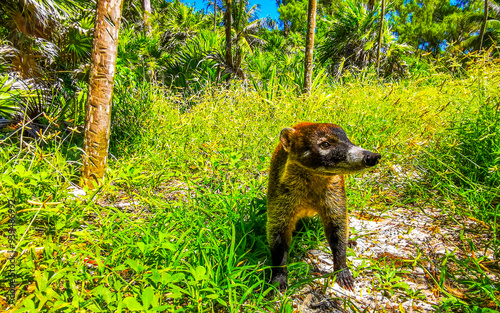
[1,59,499,312]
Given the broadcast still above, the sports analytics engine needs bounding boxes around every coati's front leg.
[322,218,354,291]
[268,226,290,290]
[267,206,295,291]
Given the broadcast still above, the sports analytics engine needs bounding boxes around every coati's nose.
[363,152,381,167]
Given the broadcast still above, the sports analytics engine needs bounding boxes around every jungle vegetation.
[1,0,499,311]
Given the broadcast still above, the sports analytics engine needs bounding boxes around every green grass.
[1,59,499,312]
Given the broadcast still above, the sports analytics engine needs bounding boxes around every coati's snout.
[346,146,382,170]
[280,123,382,175]
[362,150,381,167]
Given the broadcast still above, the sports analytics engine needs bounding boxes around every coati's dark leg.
[267,219,294,291]
[269,231,290,290]
[322,218,354,291]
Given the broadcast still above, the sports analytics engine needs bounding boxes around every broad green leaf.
[150,269,161,284]
[1,174,15,186]
[125,259,139,272]
[141,287,154,309]
[87,303,102,312]
[161,272,184,284]
[15,164,25,176]
[34,270,48,292]
[194,266,206,281]
[22,298,36,311]
[151,305,171,312]
[123,297,143,311]
[93,285,112,302]
[161,241,176,251]
[136,242,146,254]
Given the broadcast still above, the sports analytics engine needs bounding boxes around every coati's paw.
[271,273,288,291]
[336,268,354,291]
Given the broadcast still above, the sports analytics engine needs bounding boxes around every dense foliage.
[1,0,499,312]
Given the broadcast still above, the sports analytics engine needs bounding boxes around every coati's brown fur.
[267,122,381,290]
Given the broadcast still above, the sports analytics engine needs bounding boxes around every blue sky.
[179,0,281,21]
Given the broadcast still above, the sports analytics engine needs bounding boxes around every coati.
[267,122,381,291]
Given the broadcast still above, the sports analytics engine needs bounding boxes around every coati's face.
[280,122,381,175]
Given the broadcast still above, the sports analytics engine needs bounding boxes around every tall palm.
[206,0,222,31]
[276,0,290,36]
[375,0,385,71]
[143,0,152,35]
[0,0,93,78]
[224,0,233,81]
[160,1,209,34]
[81,0,123,188]
[303,0,317,93]
[157,1,211,54]
[221,0,274,81]
[479,0,489,50]
[234,3,274,76]
[318,0,411,76]
[0,0,94,134]
[454,0,500,53]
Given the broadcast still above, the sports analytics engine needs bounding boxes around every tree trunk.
[367,0,375,11]
[224,0,233,82]
[478,0,488,50]
[302,0,317,94]
[281,0,290,38]
[142,0,151,35]
[284,21,290,38]
[81,0,123,189]
[375,0,385,73]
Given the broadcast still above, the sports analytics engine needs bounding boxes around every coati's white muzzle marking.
[346,146,367,165]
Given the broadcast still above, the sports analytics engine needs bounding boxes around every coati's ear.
[280,127,295,152]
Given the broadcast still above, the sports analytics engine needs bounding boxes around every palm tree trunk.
[224,0,233,82]
[375,0,385,73]
[281,0,290,37]
[478,0,488,50]
[283,21,290,37]
[303,0,317,94]
[81,0,123,189]
[142,0,151,35]
[368,0,375,11]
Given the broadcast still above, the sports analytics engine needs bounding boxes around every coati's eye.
[319,141,331,149]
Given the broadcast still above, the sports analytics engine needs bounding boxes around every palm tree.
[303,0,317,93]
[81,0,124,188]
[375,0,385,71]
[0,0,94,78]
[0,0,94,136]
[224,0,233,82]
[233,2,274,79]
[220,0,273,82]
[206,0,222,32]
[318,0,411,77]
[479,0,489,50]
[143,0,152,35]
[455,0,500,53]
[276,0,290,36]
[367,0,375,11]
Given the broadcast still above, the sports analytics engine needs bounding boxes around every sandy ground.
[287,204,493,313]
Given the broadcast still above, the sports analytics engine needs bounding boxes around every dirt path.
[290,206,488,312]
